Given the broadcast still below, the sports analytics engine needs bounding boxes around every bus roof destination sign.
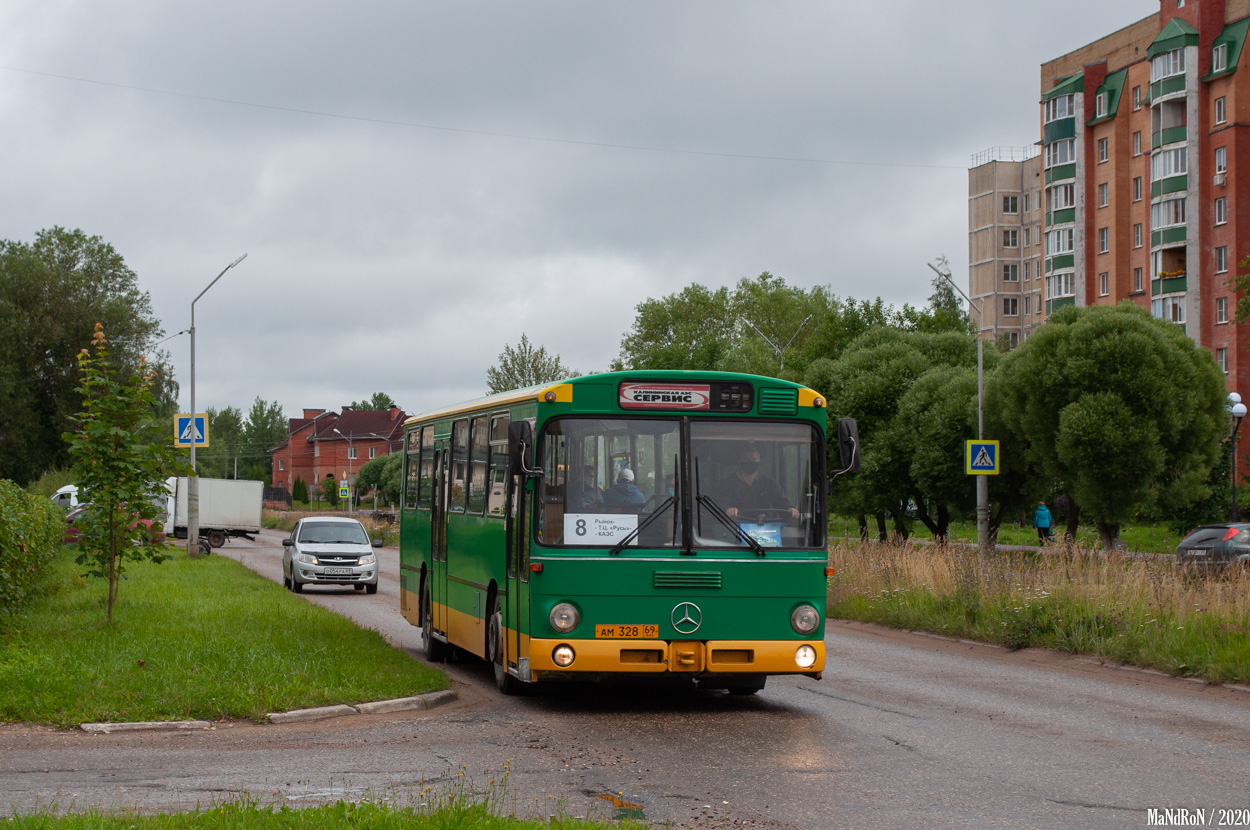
[619,383,711,411]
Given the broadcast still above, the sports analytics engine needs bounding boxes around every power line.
[1,65,966,172]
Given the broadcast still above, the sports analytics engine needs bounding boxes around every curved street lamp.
[1229,392,1247,522]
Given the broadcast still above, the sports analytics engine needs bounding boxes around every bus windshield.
[536,417,823,551]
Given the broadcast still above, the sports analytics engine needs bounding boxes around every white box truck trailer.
[164,477,263,548]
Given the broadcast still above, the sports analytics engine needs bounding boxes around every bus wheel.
[421,582,447,662]
[489,600,523,695]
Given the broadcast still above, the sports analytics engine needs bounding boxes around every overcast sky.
[1,0,1158,421]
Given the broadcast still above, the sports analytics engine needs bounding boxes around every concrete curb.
[80,720,213,734]
[78,690,458,733]
[267,689,458,724]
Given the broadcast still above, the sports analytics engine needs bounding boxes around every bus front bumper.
[527,638,824,677]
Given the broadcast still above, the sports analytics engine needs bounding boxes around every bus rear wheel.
[489,599,523,695]
[421,581,447,662]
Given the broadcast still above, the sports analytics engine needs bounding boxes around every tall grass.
[828,542,1250,683]
[0,548,446,727]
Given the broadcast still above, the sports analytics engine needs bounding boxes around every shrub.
[0,479,63,617]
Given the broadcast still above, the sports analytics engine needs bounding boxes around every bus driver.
[719,444,800,521]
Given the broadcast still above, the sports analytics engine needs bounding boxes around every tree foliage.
[356,452,403,505]
[351,392,398,411]
[195,406,244,479]
[0,228,172,486]
[486,334,578,394]
[988,303,1226,548]
[64,324,189,621]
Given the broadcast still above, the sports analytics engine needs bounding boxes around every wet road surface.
[2,531,1247,828]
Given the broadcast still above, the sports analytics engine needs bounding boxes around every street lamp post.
[334,428,354,513]
[928,259,988,550]
[188,253,247,557]
[1229,393,1247,522]
[739,315,812,375]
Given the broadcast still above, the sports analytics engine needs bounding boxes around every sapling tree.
[64,323,189,621]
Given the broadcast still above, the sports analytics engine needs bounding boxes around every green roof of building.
[1149,17,1199,59]
[1043,72,1084,101]
[1087,67,1128,125]
[1203,17,1250,81]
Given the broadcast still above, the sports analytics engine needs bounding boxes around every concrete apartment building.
[970,0,1250,396]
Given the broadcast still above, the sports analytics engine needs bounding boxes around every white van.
[51,484,79,510]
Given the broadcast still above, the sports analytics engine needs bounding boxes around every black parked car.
[1175,523,1250,574]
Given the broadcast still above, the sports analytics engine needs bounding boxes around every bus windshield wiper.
[696,494,766,556]
[608,496,676,556]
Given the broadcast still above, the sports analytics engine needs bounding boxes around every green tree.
[0,227,171,485]
[357,452,403,506]
[351,392,398,411]
[195,406,244,479]
[486,334,578,394]
[988,303,1226,548]
[242,398,287,484]
[292,475,308,504]
[64,324,188,621]
[613,283,734,372]
[318,476,340,508]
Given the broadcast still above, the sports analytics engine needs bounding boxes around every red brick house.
[270,406,406,495]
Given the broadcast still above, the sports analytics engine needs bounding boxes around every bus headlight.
[795,645,818,669]
[791,604,820,634]
[549,603,580,633]
[553,645,576,667]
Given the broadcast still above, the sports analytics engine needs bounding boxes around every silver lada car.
[282,516,380,594]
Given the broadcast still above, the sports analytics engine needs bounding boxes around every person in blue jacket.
[1032,501,1053,543]
[604,468,647,509]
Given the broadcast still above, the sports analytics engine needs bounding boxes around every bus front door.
[431,442,450,641]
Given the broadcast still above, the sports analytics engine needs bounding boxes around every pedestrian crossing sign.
[965,440,999,475]
[174,413,209,448]
[339,482,350,499]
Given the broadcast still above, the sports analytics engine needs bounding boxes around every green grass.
[829,517,1186,554]
[0,547,447,727]
[828,542,1250,683]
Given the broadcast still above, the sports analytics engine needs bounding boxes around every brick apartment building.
[270,406,407,495]
[971,0,1250,400]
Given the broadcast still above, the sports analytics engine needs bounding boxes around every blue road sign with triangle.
[175,414,209,447]
[965,440,999,475]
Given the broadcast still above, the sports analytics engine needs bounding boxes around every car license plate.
[324,567,353,575]
[1189,549,1208,558]
[595,624,659,639]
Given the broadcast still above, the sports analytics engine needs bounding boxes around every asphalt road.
[2,530,1248,828]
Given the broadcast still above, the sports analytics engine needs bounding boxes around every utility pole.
[928,257,989,550]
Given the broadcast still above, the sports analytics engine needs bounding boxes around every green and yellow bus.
[398,370,857,695]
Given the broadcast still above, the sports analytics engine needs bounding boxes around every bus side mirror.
[836,418,861,474]
[508,420,544,478]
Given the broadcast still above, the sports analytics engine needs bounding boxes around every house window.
[1135,267,1143,292]
[1024,261,1031,280]
[1024,296,1031,315]
[1133,177,1142,201]
[369,446,377,460]
[1048,183,1076,210]
[1047,272,1076,299]
[1095,92,1108,118]
[1218,347,1229,374]
[1152,147,1188,180]
[1043,93,1076,123]
[1216,146,1227,174]
[1097,137,1108,162]
[1133,131,1142,156]
[1003,195,1019,214]
[1216,196,1228,225]
[1218,297,1229,324]
[1046,228,1074,255]
[1003,263,1019,281]
[1134,224,1142,248]
[348,446,357,460]
[1133,85,1142,110]
[1098,227,1109,253]
[278,459,284,471]
[1217,246,1229,273]
[1098,183,1109,207]
[1023,194,1030,213]
[1006,332,1020,348]
[1151,197,1186,228]
[1152,296,1186,323]
[1003,229,1018,248]
[1216,96,1227,125]
[314,444,320,457]
[1003,297,1019,316]
[1099,272,1109,296]
[1024,227,1031,247]
[1214,42,1228,73]
[1150,48,1185,82]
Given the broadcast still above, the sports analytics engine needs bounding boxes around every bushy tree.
[486,334,578,394]
[0,228,173,485]
[64,324,189,621]
[292,475,308,504]
[318,476,340,508]
[356,452,403,505]
[350,392,398,411]
[613,283,734,371]
[988,303,1226,548]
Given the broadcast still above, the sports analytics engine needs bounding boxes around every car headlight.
[358,555,376,565]
[296,553,318,565]
[795,645,818,669]
[791,604,820,635]
[549,602,580,633]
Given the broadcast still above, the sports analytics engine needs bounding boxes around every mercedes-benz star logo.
[671,602,702,635]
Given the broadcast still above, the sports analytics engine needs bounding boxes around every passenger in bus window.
[720,445,799,521]
[604,468,646,509]
[580,465,604,510]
